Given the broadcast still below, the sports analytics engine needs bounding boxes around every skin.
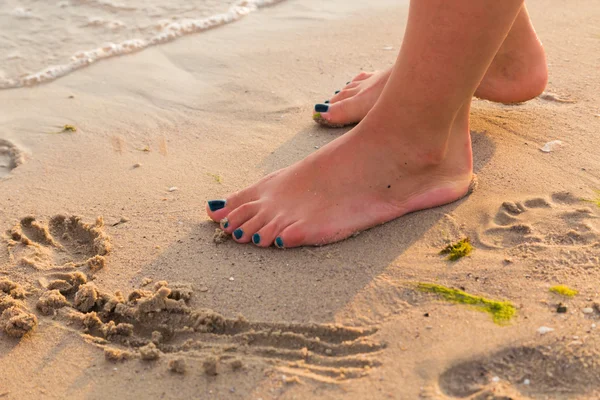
[320,5,548,127]
[208,0,528,248]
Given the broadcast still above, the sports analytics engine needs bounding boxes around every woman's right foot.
[315,7,548,127]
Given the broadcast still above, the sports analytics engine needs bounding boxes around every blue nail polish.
[233,228,243,240]
[252,233,261,245]
[346,81,350,85]
[314,104,329,113]
[334,90,340,94]
[208,200,226,212]
[275,237,284,248]
[222,220,229,229]
[324,100,330,104]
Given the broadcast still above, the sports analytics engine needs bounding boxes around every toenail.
[233,228,243,240]
[334,90,340,94]
[324,100,330,104]
[207,200,226,212]
[220,218,229,229]
[346,81,350,85]
[275,237,284,248]
[252,233,261,245]
[314,104,329,113]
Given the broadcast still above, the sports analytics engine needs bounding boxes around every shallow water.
[0,0,285,89]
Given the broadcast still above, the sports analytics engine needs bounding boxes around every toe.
[233,215,267,244]
[330,87,359,104]
[274,221,310,249]
[206,186,259,221]
[220,202,261,234]
[315,98,365,126]
[352,71,374,82]
[253,216,292,248]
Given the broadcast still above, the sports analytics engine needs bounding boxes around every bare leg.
[315,4,547,127]
[207,0,525,248]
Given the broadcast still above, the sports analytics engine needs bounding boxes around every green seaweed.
[417,283,516,324]
[440,238,473,261]
[582,190,600,208]
[207,173,222,184]
[50,124,77,134]
[312,112,322,121]
[549,285,578,297]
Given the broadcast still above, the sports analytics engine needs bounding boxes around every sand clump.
[74,283,99,312]
[0,306,37,338]
[0,279,26,298]
[230,358,243,370]
[168,358,186,374]
[104,347,133,362]
[139,342,161,361]
[213,228,229,244]
[36,289,70,315]
[203,356,219,376]
[0,279,37,338]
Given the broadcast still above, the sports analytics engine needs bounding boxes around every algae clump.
[582,190,600,208]
[50,124,77,134]
[549,285,578,297]
[207,173,222,184]
[440,238,473,261]
[417,283,516,324]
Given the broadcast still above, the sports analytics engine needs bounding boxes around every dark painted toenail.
[334,90,340,94]
[324,100,330,104]
[346,81,350,85]
[208,200,226,212]
[233,228,243,240]
[275,237,284,248]
[314,104,329,113]
[220,218,229,229]
[252,233,261,245]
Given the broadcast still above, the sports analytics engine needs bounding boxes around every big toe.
[313,99,367,127]
[206,186,259,222]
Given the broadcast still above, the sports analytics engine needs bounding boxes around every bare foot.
[315,9,547,127]
[207,105,473,248]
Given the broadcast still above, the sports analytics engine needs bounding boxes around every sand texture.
[1,0,600,398]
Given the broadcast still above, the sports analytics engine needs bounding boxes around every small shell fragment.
[537,326,554,335]
[540,140,563,153]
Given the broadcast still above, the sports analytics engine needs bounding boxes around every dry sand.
[1,0,600,398]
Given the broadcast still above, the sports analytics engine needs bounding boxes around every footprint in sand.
[2,216,384,382]
[438,344,600,399]
[0,139,24,179]
[478,192,600,275]
[6,214,111,272]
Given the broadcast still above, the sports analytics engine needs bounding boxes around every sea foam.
[0,0,286,89]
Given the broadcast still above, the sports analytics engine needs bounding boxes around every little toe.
[274,222,310,249]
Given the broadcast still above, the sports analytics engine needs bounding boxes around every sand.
[1,0,600,398]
